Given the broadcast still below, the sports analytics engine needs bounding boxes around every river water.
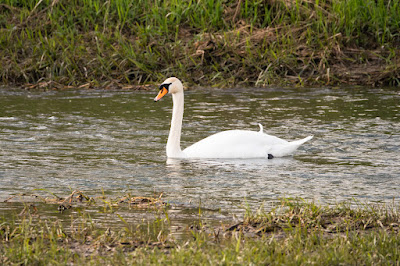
[1,86,399,214]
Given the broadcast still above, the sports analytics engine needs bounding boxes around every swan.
[154,77,313,159]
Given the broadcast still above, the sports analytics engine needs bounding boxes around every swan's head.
[154,77,183,102]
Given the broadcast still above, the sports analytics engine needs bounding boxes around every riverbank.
[1,0,399,89]
[1,194,399,265]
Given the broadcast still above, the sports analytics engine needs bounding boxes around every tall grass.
[0,0,399,87]
[332,0,400,45]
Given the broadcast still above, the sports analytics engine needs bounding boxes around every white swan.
[154,77,313,159]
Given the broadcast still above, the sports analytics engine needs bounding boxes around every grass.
[1,195,399,265]
[0,0,399,88]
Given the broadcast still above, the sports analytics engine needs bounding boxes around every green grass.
[0,0,399,88]
[1,197,399,265]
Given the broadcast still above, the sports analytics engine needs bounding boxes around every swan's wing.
[183,130,290,158]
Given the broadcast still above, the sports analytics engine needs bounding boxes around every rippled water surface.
[1,87,399,213]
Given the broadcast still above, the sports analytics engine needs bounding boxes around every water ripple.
[0,87,399,212]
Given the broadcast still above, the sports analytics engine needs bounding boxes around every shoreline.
[1,1,399,89]
[1,195,399,264]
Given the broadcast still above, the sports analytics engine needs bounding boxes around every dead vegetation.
[221,199,400,238]
[4,190,167,213]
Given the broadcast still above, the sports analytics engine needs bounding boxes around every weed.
[1,196,399,264]
[0,0,399,88]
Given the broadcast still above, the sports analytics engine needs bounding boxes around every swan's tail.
[270,135,313,157]
[291,135,313,145]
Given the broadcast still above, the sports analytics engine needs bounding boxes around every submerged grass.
[1,0,399,88]
[1,196,399,265]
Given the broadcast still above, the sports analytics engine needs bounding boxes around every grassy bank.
[1,197,399,265]
[1,0,399,88]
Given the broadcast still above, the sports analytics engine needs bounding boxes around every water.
[1,87,399,214]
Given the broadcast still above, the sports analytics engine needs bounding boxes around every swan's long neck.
[166,91,184,158]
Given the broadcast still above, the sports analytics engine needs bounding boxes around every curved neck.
[166,91,184,158]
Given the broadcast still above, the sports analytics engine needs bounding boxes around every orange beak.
[154,87,168,102]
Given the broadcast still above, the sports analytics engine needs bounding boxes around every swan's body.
[154,77,313,159]
[183,129,313,158]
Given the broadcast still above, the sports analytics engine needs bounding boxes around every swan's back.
[183,130,312,158]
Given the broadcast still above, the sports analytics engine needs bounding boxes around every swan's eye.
[159,83,171,91]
